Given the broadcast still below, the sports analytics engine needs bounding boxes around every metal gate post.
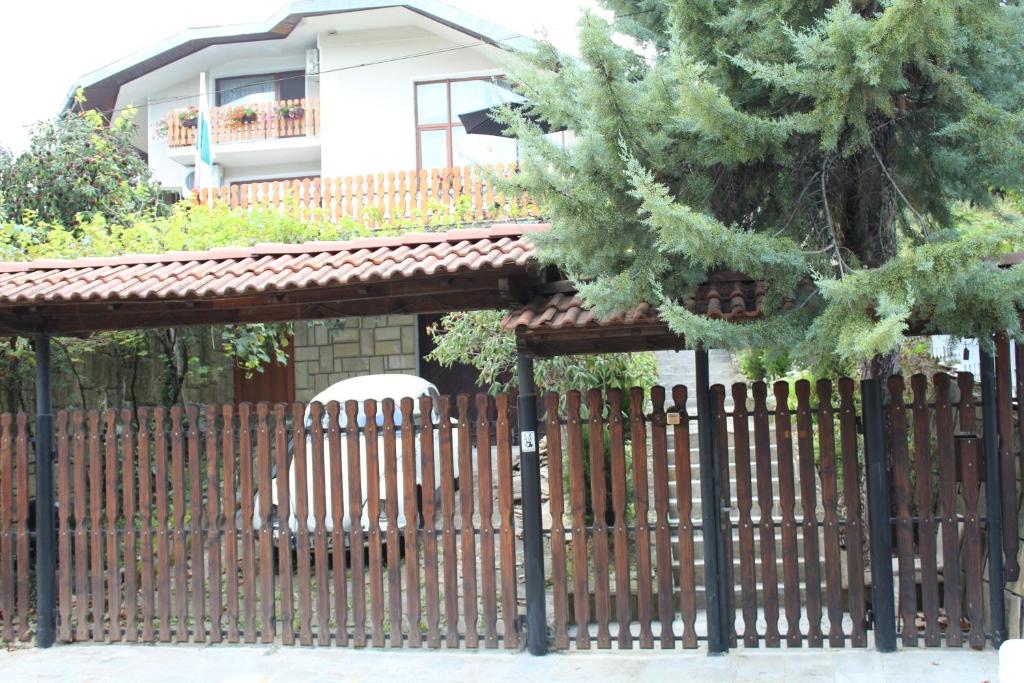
[861,378,896,652]
[980,343,1008,647]
[696,346,728,654]
[34,333,56,648]
[516,351,548,655]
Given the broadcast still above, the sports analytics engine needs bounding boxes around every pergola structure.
[0,223,1010,655]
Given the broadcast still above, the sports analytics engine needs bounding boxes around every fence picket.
[204,405,222,643]
[437,397,459,648]
[586,389,612,649]
[815,380,844,648]
[255,403,275,644]
[291,402,313,646]
[910,375,941,647]
[154,408,171,643]
[496,393,519,649]
[957,373,985,650]
[887,376,917,647]
[752,382,780,648]
[237,403,257,644]
[137,409,155,643]
[933,373,962,647]
[457,395,478,649]
[607,389,632,649]
[273,404,294,646]
[795,381,823,647]
[187,405,205,643]
[383,398,404,648]
[346,400,367,647]
[401,398,422,647]
[121,409,138,642]
[221,405,239,644]
[629,388,654,649]
[309,403,331,646]
[649,388,675,649]
[170,407,188,643]
[671,386,698,649]
[773,382,801,647]
[0,414,13,642]
[56,411,72,642]
[566,391,590,650]
[327,401,348,646]
[837,379,867,647]
[419,396,440,648]
[544,392,569,650]
[88,410,105,642]
[14,415,29,642]
[363,400,385,648]
[995,335,1019,582]
[731,383,758,647]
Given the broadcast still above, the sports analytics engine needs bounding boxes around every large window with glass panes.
[414,77,519,170]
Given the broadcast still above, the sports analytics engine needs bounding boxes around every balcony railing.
[192,164,539,228]
[167,98,320,148]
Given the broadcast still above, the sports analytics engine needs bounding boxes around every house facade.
[67,1,534,403]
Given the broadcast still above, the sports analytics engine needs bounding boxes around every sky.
[0,0,598,155]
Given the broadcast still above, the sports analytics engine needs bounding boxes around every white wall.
[147,76,198,189]
[317,26,503,178]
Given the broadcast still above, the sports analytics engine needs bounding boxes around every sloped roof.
[0,224,548,335]
[0,224,544,304]
[65,1,533,114]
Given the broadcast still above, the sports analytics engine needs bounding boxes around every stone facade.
[292,315,419,402]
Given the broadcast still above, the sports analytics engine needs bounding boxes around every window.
[216,71,305,107]
[414,77,519,170]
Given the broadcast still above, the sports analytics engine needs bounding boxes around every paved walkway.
[0,644,1000,682]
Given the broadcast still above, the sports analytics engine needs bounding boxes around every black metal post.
[517,351,547,655]
[695,346,728,654]
[980,343,1008,647]
[34,334,56,648]
[861,378,896,652]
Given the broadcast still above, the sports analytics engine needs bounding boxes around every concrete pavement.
[0,643,1000,683]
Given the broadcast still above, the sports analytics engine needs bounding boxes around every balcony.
[192,164,540,229]
[165,98,321,167]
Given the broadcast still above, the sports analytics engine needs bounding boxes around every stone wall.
[292,315,419,402]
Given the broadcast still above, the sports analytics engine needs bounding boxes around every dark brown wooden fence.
[542,375,1017,650]
[1,368,1021,649]
[46,396,520,647]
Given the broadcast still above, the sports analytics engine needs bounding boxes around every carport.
[0,223,1014,657]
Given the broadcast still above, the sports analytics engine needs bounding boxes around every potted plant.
[229,104,259,126]
[178,106,198,128]
[276,102,305,121]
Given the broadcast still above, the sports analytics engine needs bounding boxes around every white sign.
[521,430,537,453]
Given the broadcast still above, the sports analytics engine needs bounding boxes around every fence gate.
[26,395,519,647]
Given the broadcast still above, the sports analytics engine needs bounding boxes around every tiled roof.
[502,276,766,332]
[0,224,549,305]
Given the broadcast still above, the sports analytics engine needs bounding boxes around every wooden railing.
[167,97,320,147]
[193,164,540,228]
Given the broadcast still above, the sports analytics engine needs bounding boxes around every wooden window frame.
[215,71,306,107]
[414,75,506,170]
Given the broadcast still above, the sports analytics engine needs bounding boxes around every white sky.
[0,0,597,154]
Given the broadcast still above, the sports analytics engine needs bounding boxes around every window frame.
[215,70,306,107]
[414,75,511,170]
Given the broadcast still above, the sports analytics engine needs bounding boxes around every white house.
[64,0,537,403]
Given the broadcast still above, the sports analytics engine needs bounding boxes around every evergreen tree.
[499,0,1024,374]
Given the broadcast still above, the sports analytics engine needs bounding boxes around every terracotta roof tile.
[0,224,550,306]
[502,276,765,333]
